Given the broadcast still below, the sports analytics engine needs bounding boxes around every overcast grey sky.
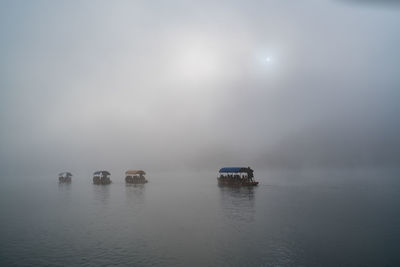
[0,0,399,174]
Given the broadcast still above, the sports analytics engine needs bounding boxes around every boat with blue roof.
[218,167,259,186]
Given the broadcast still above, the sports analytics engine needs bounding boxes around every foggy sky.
[0,0,399,175]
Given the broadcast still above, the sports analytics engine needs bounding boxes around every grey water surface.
[1,168,399,266]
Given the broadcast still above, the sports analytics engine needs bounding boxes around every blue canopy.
[219,167,246,173]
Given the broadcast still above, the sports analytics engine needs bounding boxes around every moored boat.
[218,167,259,186]
[93,171,111,185]
[125,170,147,184]
[59,172,72,183]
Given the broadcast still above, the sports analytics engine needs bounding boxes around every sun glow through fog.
[168,34,224,84]
[178,45,220,81]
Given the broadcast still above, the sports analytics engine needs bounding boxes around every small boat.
[125,170,148,184]
[217,167,259,186]
[93,171,111,185]
[59,172,72,183]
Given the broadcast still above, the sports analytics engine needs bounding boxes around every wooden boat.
[59,172,72,183]
[125,170,148,184]
[93,171,111,185]
[217,167,259,186]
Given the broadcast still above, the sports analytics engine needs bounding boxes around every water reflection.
[58,181,72,189]
[57,181,72,200]
[125,184,146,204]
[92,184,111,205]
[218,186,256,223]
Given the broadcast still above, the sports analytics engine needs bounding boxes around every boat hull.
[217,178,259,187]
[93,177,111,185]
[125,176,148,184]
[59,177,71,183]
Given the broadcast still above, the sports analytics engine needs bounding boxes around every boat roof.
[59,172,72,176]
[93,171,110,175]
[219,167,253,173]
[125,170,146,175]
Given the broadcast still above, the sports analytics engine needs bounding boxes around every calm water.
[1,169,399,266]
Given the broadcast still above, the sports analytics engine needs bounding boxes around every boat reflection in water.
[92,182,111,205]
[125,183,146,205]
[218,185,256,223]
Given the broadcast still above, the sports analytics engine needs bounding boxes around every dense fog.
[0,0,399,175]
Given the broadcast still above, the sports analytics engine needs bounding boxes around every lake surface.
[1,168,399,266]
